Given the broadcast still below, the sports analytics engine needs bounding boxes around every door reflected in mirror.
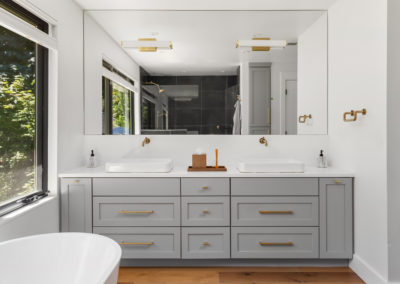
[83,10,328,135]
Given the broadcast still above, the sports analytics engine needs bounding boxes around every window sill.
[0,195,57,227]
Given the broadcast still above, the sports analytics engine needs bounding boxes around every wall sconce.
[343,108,367,122]
[298,114,312,123]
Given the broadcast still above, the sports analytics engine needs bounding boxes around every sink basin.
[238,159,305,173]
[105,158,173,173]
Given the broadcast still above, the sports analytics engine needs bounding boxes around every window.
[0,0,48,215]
[102,61,135,135]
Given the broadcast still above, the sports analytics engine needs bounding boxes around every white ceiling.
[75,0,337,11]
[87,10,326,75]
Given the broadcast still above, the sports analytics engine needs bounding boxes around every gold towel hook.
[343,108,367,122]
[298,114,312,123]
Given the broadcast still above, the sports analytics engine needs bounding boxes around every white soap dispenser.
[318,150,328,168]
[88,150,97,168]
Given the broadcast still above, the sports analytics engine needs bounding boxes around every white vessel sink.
[105,158,173,173]
[238,159,305,173]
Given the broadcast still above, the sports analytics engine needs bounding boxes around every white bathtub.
[0,233,122,284]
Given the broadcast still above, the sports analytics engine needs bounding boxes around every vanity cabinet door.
[60,178,92,233]
[319,178,353,259]
[182,197,230,226]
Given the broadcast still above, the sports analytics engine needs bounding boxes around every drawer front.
[182,227,230,259]
[93,227,180,259]
[93,197,180,226]
[181,178,229,196]
[93,178,180,196]
[182,197,230,226]
[231,197,319,226]
[232,227,319,259]
[231,178,318,196]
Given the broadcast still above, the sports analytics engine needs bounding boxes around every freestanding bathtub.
[0,233,122,284]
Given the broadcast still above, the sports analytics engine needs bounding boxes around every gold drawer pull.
[202,209,210,214]
[202,241,210,246]
[120,210,154,214]
[333,180,342,184]
[201,186,209,189]
[73,180,80,184]
[259,210,293,214]
[120,242,154,245]
[259,242,293,246]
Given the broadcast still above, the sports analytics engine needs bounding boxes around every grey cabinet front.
[231,227,319,259]
[319,178,353,259]
[182,227,230,259]
[94,227,181,259]
[231,196,319,227]
[93,197,180,226]
[60,178,92,233]
[182,196,230,226]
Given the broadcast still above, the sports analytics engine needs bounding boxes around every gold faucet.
[259,137,268,147]
[141,137,150,147]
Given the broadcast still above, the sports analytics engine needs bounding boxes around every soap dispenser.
[318,150,328,168]
[88,150,97,168]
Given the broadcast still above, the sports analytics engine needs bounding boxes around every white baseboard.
[350,254,387,284]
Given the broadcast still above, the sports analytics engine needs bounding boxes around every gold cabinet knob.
[202,241,210,246]
[201,186,209,189]
[202,209,210,214]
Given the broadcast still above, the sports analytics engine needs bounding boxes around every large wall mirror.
[84,10,327,135]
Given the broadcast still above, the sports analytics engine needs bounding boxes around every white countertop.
[58,165,354,178]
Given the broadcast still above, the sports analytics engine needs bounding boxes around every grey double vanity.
[59,167,353,262]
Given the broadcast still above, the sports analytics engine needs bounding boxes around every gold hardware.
[202,209,210,214]
[343,108,367,122]
[202,241,210,246]
[235,40,240,48]
[141,137,150,147]
[73,180,80,184]
[333,180,342,184]
[259,210,293,214]
[252,37,271,52]
[120,242,154,245]
[138,38,157,52]
[259,242,293,246]
[259,137,268,147]
[201,186,209,189]
[144,81,164,93]
[120,210,154,214]
[237,94,241,101]
[299,114,312,123]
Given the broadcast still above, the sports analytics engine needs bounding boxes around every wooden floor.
[118,267,365,284]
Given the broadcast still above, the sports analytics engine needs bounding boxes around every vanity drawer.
[182,227,230,259]
[181,178,229,196]
[231,178,318,196]
[93,178,180,196]
[182,197,230,226]
[93,197,180,226]
[93,227,180,259]
[231,227,319,259]
[231,197,319,226]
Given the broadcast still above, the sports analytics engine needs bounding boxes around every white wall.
[297,13,328,135]
[328,0,388,283]
[0,0,84,241]
[387,0,400,282]
[84,13,140,135]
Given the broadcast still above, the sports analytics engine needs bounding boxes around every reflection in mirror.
[83,11,328,135]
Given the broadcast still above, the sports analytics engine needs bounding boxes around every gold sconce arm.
[298,114,312,123]
[343,108,367,122]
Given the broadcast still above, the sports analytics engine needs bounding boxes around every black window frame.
[0,0,49,216]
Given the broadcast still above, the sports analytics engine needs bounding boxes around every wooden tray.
[187,166,227,172]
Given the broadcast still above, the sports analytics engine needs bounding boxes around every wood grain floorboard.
[117,267,365,284]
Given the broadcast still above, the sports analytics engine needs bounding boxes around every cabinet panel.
[94,227,181,259]
[60,178,92,233]
[182,197,230,226]
[319,178,353,259]
[231,196,318,227]
[181,178,230,196]
[93,197,180,226]
[231,227,319,259]
[182,227,230,259]
[93,178,180,196]
[231,178,318,196]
